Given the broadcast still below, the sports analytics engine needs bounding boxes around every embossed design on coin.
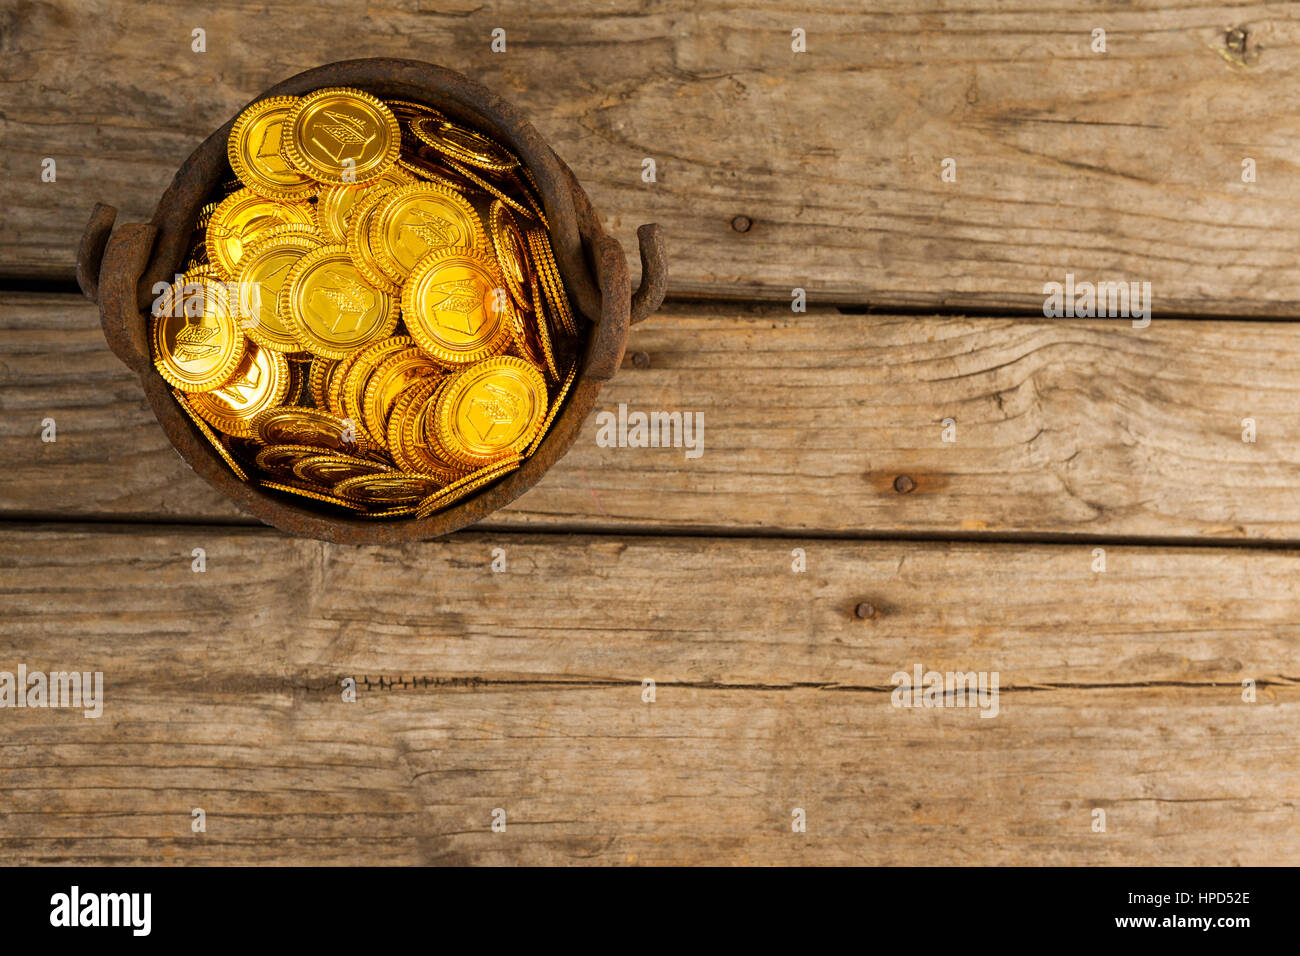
[370,183,482,281]
[191,343,290,437]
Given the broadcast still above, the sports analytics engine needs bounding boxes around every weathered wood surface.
[5,1,1300,313]
[5,0,1300,871]
[5,293,1300,539]
[2,525,1297,865]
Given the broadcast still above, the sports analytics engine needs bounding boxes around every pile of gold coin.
[150,87,582,519]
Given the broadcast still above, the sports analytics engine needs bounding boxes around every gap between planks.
[7,514,1300,553]
[293,676,1300,694]
[9,277,1300,323]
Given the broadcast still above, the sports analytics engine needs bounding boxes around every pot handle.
[583,233,632,382]
[96,222,159,376]
[628,223,667,325]
[76,202,118,302]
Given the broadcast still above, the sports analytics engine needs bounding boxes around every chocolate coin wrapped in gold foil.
[281,88,401,185]
[410,116,518,173]
[526,360,578,455]
[235,225,324,353]
[189,342,291,437]
[386,378,464,482]
[253,406,375,456]
[255,443,335,480]
[527,271,561,381]
[292,453,392,487]
[151,273,245,392]
[415,454,523,519]
[389,99,448,152]
[370,183,483,281]
[362,346,443,441]
[307,356,340,410]
[257,479,368,512]
[206,188,316,276]
[227,95,316,201]
[401,247,511,366]
[316,167,415,243]
[429,356,547,466]
[489,200,532,313]
[337,335,413,426]
[526,226,578,338]
[335,472,445,505]
[281,244,399,359]
[346,185,403,294]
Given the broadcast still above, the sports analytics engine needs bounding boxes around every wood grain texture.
[4,1,1300,313]
[2,525,1297,865]
[6,0,1300,871]
[5,293,1300,539]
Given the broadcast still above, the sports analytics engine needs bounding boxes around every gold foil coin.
[386,378,461,480]
[526,359,578,456]
[488,199,532,312]
[205,188,315,276]
[338,335,414,428]
[315,167,415,243]
[431,356,547,465]
[370,183,483,281]
[189,342,292,437]
[307,356,340,410]
[254,443,335,480]
[362,346,444,442]
[415,455,522,519]
[151,274,245,392]
[282,88,401,185]
[280,244,399,359]
[528,271,561,381]
[253,406,374,455]
[257,479,367,511]
[234,225,324,353]
[292,453,392,487]
[410,116,518,173]
[227,95,316,200]
[401,247,512,366]
[345,185,403,294]
[335,472,446,504]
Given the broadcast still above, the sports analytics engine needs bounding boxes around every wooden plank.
[5,292,1300,539]
[4,686,1294,865]
[2,525,1296,864]
[4,2,1300,313]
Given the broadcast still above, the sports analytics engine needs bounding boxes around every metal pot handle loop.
[76,202,118,302]
[583,233,631,382]
[629,223,666,325]
[97,222,159,376]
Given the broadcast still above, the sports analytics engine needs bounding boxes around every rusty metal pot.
[76,58,666,544]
